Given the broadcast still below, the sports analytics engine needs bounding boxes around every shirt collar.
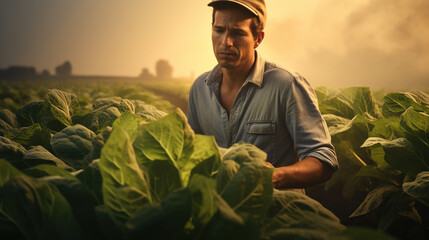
[205,51,265,88]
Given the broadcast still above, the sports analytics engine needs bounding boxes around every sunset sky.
[1,0,428,89]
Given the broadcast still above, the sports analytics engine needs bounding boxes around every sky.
[1,0,428,90]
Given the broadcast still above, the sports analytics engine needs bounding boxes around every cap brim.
[208,0,259,17]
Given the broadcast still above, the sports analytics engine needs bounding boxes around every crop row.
[0,81,428,239]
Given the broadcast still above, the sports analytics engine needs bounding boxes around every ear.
[254,31,265,48]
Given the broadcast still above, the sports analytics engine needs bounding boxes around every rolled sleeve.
[284,75,338,170]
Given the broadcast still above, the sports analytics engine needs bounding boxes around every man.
[187,0,338,191]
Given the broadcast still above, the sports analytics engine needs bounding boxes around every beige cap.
[208,0,267,29]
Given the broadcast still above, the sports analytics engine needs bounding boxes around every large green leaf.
[351,185,421,231]
[354,165,402,186]
[90,97,135,131]
[181,134,221,186]
[400,107,429,161]
[23,145,74,171]
[0,159,23,187]
[0,175,83,240]
[133,111,186,200]
[124,188,192,240]
[6,124,52,151]
[314,86,332,106]
[0,136,26,168]
[218,161,273,221]
[112,111,143,140]
[342,164,402,202]
[100,126,152,230]
[133,109,194,165]
[350,185,400,217]
[340,87,381,118]
[92,97,135,113]
[187,174,245,239]
[15,100,50,127]
[261,190,345,237]
[187,174,218,228]
[400,107,429,139]
[324,138,366,194]
[91,106,122,131]
[0,98,18,112]
[330,114,374,153]
[145,160,182,201]
[6,123,40,144]
[45,89,79,127]
[0,109,19,137]
[403,171,429,199]
[211,190,244,226]
[0,118,14,136]
[322,114,350,128]
[382,92,429,117]
[217,143,273,222]
[376,191,419,231]
[324,114,373,194]
[369,117,404,140]
[133,110,220,201]
[361,137,429,176]
[366,142,390,169]
[133,109,194,188]
[221,142,268,165]
[131,99,167,122]
[0,109,19,128]
[84,126,112,163]
[76,159,103,202]
[23,164,77,180]
[200,192,257,240]
[319,87,380,119]
[41,176,101,238]
[90,96,135,132]
[319,94,355,119]
[50,124,96,169]
[94,205,123,240]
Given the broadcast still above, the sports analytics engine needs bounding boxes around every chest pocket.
[247,122,275,134]
[245,121,276,162]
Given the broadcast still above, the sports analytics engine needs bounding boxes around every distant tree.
[55,61,72,77]
[41,69,50,77]
[140,68,154,79]
[155,59,173,80]
[0,66,36,80]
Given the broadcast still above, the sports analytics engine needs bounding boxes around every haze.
[1,0,428,90]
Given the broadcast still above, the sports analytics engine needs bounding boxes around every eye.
[213,27,224,33]
[232,30,247,37]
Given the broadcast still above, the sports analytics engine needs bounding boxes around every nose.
[222,32,233,47]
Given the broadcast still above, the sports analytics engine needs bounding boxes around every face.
[212,8,263,70]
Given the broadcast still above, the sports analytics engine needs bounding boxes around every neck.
[221,53,256,89]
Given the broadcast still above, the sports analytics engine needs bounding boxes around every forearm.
[270,157,334,189]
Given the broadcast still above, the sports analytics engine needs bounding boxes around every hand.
[265,161,283,188]
[265,161,274,168]
[271,167,284,189]
[267,157,334,189]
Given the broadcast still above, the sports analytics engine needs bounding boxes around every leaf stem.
[352,151,367,166]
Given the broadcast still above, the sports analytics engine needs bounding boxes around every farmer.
[187,0,338,192]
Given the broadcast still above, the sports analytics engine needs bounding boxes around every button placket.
[226,86,247,147]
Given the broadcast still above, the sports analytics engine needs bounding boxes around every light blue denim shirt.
[187,52,338,170]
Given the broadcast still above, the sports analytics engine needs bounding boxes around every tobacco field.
[0,80,428,239]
